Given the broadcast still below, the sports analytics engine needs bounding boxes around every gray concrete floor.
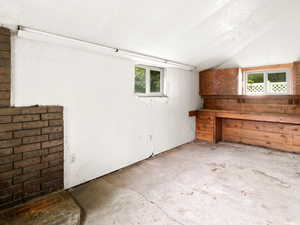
[70,141,300,225]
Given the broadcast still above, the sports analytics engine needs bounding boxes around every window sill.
[135,95,169,103]
[245,93,290,96]
[136,95,168,98]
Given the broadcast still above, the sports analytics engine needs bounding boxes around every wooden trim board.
[242,63,293,72]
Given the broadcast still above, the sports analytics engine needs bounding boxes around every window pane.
[268,72,286,82]
[267,72,288,94]
[135,67,146,93]
[150,70,161,93]
[247,73,264,83]
[247,73,264,94]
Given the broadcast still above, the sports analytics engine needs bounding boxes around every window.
[245,70,290,95]
[135,65,164,96]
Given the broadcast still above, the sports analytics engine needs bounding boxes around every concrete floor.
[70,141,300,225]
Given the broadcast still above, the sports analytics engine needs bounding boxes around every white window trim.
[244,69,291,95]
[135,65,165,97]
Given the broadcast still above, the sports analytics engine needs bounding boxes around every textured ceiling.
[0,0,300,70]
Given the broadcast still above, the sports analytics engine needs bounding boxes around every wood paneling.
[214,110,300,125]
[195,109,300,153]
[196,111,215,143]
[199,68,239,95]
[188,110,198,117]
[222,119,300,153]
[203,95,300,114]
[294,61,300,94]
[198,109,300,125]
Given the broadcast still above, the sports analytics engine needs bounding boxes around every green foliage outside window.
[248,72,286,84]
[135,67,146,93]
[268,72,286,82]
[150,70,160,92]
[247,73,264,84]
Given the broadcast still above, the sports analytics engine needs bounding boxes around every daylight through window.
[245,70,290,95]
[135,65,164,96]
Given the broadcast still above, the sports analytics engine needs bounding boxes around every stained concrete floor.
[70,141,300,225]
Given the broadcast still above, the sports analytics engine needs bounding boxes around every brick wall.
[0,27,11,107]
[0,106,64,209]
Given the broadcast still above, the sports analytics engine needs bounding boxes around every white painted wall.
[11,36,200,188]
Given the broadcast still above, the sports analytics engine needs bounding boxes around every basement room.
[0,0,299,224]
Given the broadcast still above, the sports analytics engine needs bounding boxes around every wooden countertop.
[193,109,300,125]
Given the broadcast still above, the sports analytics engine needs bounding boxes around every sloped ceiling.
[0,0,300,70]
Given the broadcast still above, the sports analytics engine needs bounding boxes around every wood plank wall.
[294,61,300,94]
[222,119,300,153]
[200,68,239,95]
[196,111,215,143]
[203,95,300,114]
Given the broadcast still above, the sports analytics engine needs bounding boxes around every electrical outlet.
[70,153,76,163]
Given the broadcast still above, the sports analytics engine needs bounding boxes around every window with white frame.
[134,65,165,96]
[245,70,290,95]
